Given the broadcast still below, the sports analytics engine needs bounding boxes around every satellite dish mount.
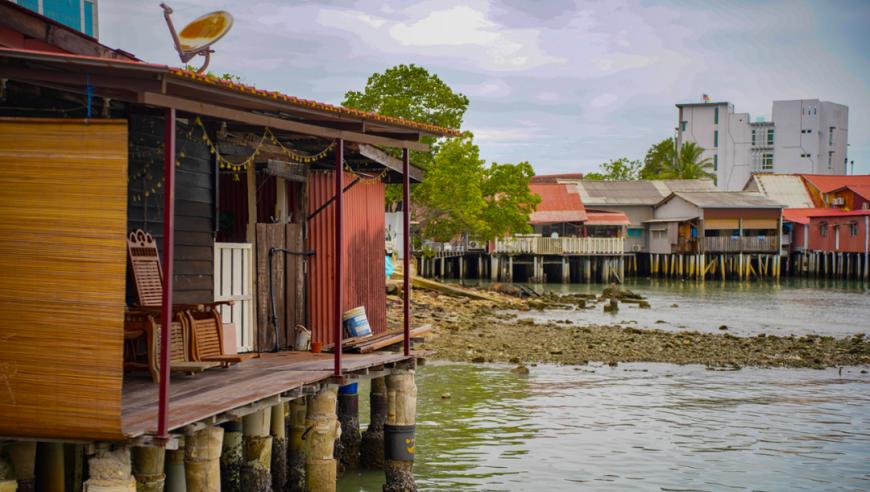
[161,3,234,74]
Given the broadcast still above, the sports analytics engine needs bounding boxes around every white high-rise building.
[676,99,849,191]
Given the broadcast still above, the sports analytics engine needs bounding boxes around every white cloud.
[590,93,618,108]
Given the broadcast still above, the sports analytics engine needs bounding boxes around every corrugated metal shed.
[663,191,784,209]
[306,170,386,345]
[744,174,814,208]
[575,179,716,206]
[529,183,587,224]
[585,211,630,226]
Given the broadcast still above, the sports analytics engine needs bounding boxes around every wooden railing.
[702,236,778,252]
[495,236,623,255]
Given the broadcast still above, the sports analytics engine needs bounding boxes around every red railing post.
[402,148,411,356]
[157,107,176,439]
[334,139,344,376]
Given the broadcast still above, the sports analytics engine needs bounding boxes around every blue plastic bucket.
[342,306,372,338]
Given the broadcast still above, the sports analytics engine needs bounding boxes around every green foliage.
[663,142,716,180]
[583,158,642,181]
[415,134,486,242]
[641,138,675,179]
[477,161,540,240]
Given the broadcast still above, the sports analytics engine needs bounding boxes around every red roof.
[584,211,630,226]
[530,173,583,184]
[529,183,587,224]
[800,174,870,193]
[784,207,870,224]
[830,184,870,201]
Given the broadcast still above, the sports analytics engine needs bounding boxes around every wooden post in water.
[305,388,340,492]
[490,256,498,282]
[6,442,35,492]
[507,256,514,282]
[336,385,361,475]
[37,443,65,492]
[241,409,272,491]
[288,397,308,491]
[186,426,224,492]
[132,447,165,492]
[271,403,288,491]
[562,257,570,283]
[361,377,387,469]
[84,445,137,492]
[384,370,417,492]
[221,421,244,492]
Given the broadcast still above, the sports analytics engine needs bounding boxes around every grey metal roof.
[574,179,716,206]
[663,191,785,209]
[742,174,814,208]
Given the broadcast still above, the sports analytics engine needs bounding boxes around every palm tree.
[663,142,716,180]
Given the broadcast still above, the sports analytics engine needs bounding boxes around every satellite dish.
[161,3,234,74]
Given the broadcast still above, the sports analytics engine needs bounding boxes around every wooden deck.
[122,351,415,438]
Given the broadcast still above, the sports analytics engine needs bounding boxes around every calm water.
[340,362,870,491]
[468,278,870,337]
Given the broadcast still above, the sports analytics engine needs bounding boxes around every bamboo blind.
[0,118,128,440]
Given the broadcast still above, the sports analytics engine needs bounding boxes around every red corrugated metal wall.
[307,170,386,344]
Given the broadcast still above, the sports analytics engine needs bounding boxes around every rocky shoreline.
[388,286,870,370]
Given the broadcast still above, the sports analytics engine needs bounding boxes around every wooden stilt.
[361,378,387,470]
[336,385,361,475]
[305,389,340,492]
[242,410,272,491]
[271,403,288,491]
[164,450,186,492]
[221,421,243,492]
[287,397,308,491]
[0,448,17,492]
[7,442,36,492]
[38,443,65,492]
[84,445,136,492]
[132,447,165,492]
[186,427,224,492]
[384,370,417,492]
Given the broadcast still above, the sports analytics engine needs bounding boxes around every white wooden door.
[214,242,255,352]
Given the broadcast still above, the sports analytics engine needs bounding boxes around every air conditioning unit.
[631,244,642,252]
[467,240,483,250]
[831,197,844,206]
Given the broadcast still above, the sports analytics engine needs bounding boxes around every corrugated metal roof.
[529,183,586,224]
[530,173,583,184]
[745,174,814,208]
[664,191,784,209]
[801,174,870,193]
[585,211,630,226]
[831,184,870,201]
[575,179,716,205]
[782,208,841,225]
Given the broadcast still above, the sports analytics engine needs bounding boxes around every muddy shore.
[387,287,870,369]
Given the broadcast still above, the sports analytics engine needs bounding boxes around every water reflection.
[340,362,870,491]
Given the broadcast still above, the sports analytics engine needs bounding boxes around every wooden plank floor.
[122,351,413,438]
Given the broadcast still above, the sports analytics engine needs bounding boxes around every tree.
[415,134,486,242]
[342,64,470,207]
[663,142,716,180]
[584,158,642,181]
[641,138,675,179]
[477,161,540,240]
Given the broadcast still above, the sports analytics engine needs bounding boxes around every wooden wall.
[127,113,216,305]
[0,118,128,440]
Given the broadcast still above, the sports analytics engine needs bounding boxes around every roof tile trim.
[168,69,461,137]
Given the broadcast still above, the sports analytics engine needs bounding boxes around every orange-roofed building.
[800,174,870,209]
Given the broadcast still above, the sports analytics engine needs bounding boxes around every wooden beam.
[265,159,307,183]
[0,65,163,93]
[357,144,425,183]
[141,92,429,152]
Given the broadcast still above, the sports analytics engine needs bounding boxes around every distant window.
[84,1,94,36]
[714,130,718,147]
[762,153,773,170]
[680,121,687,132]
[714,107,719,124]
[751,129,757,145]
[829,126,834,146]
[849,223,858,237]
[628,228,643,238]
[652,230,667,240]
[767,128,775,146]
[43,0,83,30]
[819,223,828,237]
[828,151,833,169]
[18,0,39,11]
[713,154,718,171]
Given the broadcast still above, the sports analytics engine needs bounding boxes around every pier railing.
[702,236,778,252]
[494,236,624,255]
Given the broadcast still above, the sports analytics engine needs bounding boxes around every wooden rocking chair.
[124,229,233,380]
[147,315,219,383]
[185,309,253,367]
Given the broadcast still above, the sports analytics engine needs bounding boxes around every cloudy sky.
[101,0,870,175]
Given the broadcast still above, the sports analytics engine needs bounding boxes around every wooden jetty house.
[489,181,629,283]
[0,3,456,490]
[647,191,785,280]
